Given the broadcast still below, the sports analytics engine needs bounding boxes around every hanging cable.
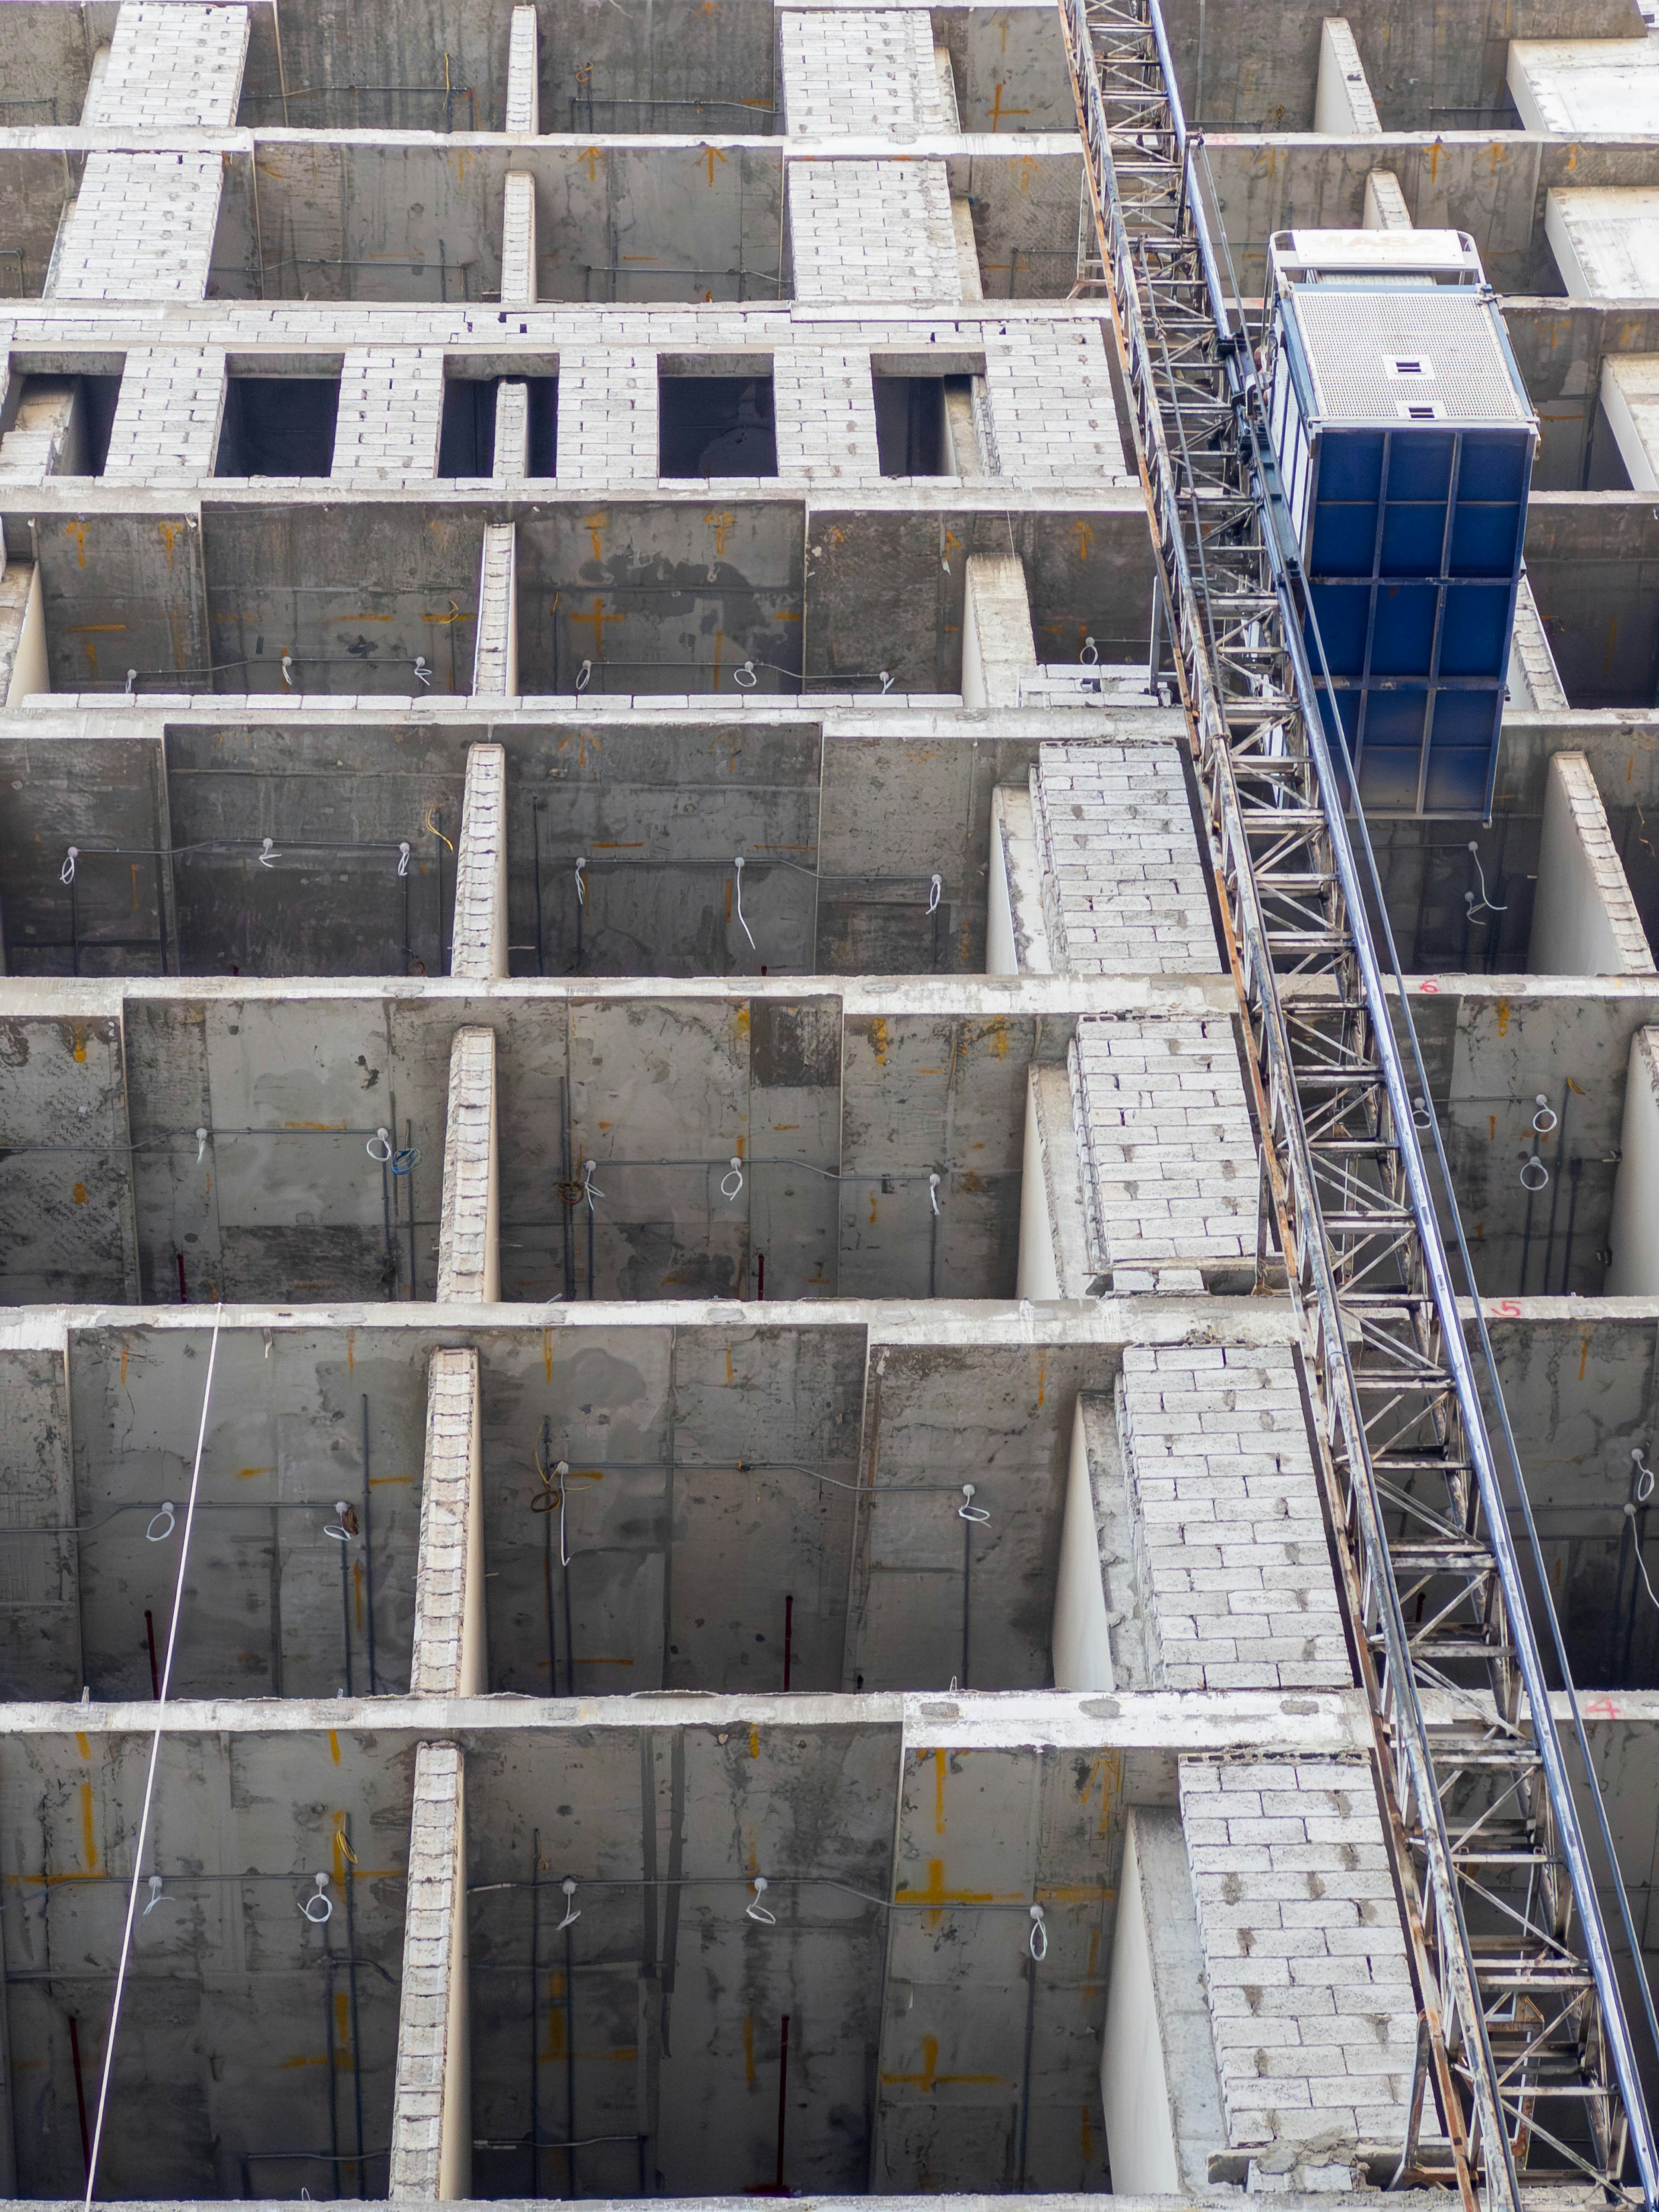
[60,846,78,885]
[732,856,756,950]
[366,1128,393,1163]
[927,874,942,914]
[1027,1904,1047,1961]
[144,1503,177,1543]
[83,1306,223,2209]
[574,856,587,907]
[745,1876,776,1925]
[1465,840,1507,919]
[928,1173,941,1216]
[1532,1095,1559,1137]
[581,1160,603,1211]
[720,1156,745,1201]
[300,1873,333,1924]
[958,1483,990,1523]
[556,1878,581,1931]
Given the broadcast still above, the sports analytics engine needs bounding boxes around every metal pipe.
[360,1396,377,1694]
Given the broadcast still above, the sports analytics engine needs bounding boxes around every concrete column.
[1528,751,1654,976]
[505,5,539,134]
[388,1739,472,2201]
[959,552,1035,709]
[436,1027,500,1303]
[493,380,531,484]
[410,1347,487,1693]
[1313,18,1382,132]
[1607,1029,1659,1296]
[1362,168,1413,231]
[1508,574,1568,709]
[1052,1393,1114,1689]
[450,742,509,979]
[1101,1807,1224,2193]
[470,524,518,698]
[1030,740,1219,975]
[501,171,537,308]
[987,782,1051,976]
[0,561,48,705]
[1016,1064,1093,1297]
[1599,355,1659,491]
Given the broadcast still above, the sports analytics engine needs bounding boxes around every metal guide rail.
[1055,1,1659,2203]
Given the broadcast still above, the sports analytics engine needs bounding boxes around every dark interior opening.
[525,374,559,478]
[438,377,499,477]
[658,373,778,477]
[214,375,341,477]
[0,372,122,476]
[874,374,949,477]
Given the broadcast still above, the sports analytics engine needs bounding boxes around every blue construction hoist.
[1265,228,1536,816]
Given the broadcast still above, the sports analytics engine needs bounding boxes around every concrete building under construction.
[2,0,1659,2202]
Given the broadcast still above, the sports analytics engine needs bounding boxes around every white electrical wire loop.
[1410,1097,1433,1131]
[746,1876,776,1925]
[733,659,758,688]
[366,1128,394,1163]
[60,846,78,885]
[1080,636,1100,666]
[1520,1155,1550,1192]
[323,1500,354,1542]
[300,1872,333,1924]
[143,1874,172,1917]
[280,651,295,690]
[927,873,942,914]
[1028,1904,1047,1961]
[397,841,411,877]
[1533,1094,1559,1136]
[878,671,894,693]
[576,658,592,693]
[732,856,756,950]
[258,837,280,869]
[195,1126,209,1165]
[721,1156,745,1201]
[413,655,432,690]
[582,1160,603,1211]
[575,856,587,907]
[1465,840,1507,917]
[124,669,138,699]
[556,1878,581,1931]
[1634,1449,1656,1505]
[82,1306,223,2211]
[958,1482,990,1524]
[144,1502,177,1543]
[928,1172,941,1216]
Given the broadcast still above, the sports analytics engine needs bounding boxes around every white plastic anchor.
[927,873,942,914]
[732,855,756,950]
[556,1877,581,1932]
[746,1875,777,1925]
[300,1872,333,1924]
[397,841,411,878]
[1520,1154,1550,1193]
[581,1159,604,1211]
[195,1126,209,1165]
[733,658,758,689]
[258,837,280,869]
[324,1500,354,1542]
[145,1502,177,1543]
[1028,1904,1047,1961]
[574,856,587,907]
[366,1127,394,1163]
[60,846,78,885]
[928,1172,941,1216]
[720,1156,745,1201]
[958,1482,990,1524]
[1532,1093,1559,1136]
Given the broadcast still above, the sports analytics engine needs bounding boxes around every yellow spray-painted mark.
[346,1331,354,1374]
[702,146,729,186]
[1036,1354,1046,1409]
[934,1747,947,1834]
[896,1857,999,1929]
[1489,1114,1497,1143]
[578,145,600,181]
[328,1730,342,1764]
[735,1005,750,1041]
[581,512,608,561]
[64,520,88,568]
[705,510,735,557]
[1071,521,1094,563]
[71,1030,87,1063]
[80,1783,99,1872]
[748,1726,760,1758]
[120,1347,128,1386]
[72,1182,87,1206]
[725,1344,736,1385]
[158,520,181,569]
[76,1731,92,1761]
[1496,998,1511,1038]
[236,1466,275,1481]
[879,2034,1003,2091]
[870,1018,889,1065]
[334,1990,352,2067]
[1579,1334,1590,1383]
[544,1328,555,1382]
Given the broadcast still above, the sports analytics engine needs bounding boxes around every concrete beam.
[1600,354,1659,493]
[1529,750,1654,977]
